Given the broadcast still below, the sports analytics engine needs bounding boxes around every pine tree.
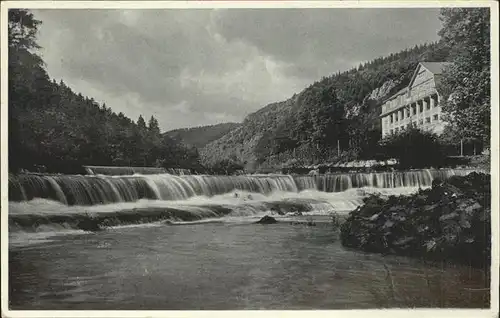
[148,115,161,135]
[137,115,147,130]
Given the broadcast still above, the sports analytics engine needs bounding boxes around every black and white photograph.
[1,1,498,316]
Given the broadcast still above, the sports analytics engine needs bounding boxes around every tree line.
[8,9,204,174]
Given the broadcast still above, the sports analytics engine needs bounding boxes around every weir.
[83,166,192,176]
[8,168,478,206]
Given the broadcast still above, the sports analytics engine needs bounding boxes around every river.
[7,168,489,309]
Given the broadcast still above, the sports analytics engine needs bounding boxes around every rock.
[439,212,459,221]
[77,219,102,232]
[340,172,491,268]
[255,215,278,224]
[269,207,284,215]
[383,220,395,228]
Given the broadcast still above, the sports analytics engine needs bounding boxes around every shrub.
[379,126,446,169]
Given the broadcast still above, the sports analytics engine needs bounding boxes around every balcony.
[381,87,437,116]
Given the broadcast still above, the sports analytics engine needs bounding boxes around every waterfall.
[8,169,478,206]
[293,168,474,192]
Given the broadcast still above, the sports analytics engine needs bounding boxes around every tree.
[379,127,446,169]
[8,9,49,172]
[148,115,161,135]
[209,156,244,175]
[137,115,147,130]
[437,8,491,148]
[8,9,42,51]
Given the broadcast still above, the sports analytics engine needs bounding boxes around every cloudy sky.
[32,8,442,131]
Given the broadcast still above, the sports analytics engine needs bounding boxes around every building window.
[401,109,404,119]
[426,101,431,110]
[412,105,416,115]
[433,114,439,121]
[395,113,398,121]
[426,117,431,123]
[390,115,393,123]
[419,104,423,113]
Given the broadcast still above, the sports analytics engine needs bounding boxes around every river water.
[7,169,490,309]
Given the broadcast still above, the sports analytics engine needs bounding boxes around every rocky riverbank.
[340,172,491,268]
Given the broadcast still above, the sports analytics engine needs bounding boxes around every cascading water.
[8,174,300,205]
[294,168,476,192]
[7,168,480,240]
[9,168,477,206]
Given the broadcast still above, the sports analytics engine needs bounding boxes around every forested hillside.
[165,123,240,149]
[202,99,297,170]
[201,42,450,170]
[202,8,490,172]
[8,9,202,173]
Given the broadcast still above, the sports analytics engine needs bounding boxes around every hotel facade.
[380,62,450,138]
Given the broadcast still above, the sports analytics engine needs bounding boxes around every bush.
[379,126,446,169]
[207,156,244,175]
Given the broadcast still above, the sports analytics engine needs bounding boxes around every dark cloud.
[33,8,441,131]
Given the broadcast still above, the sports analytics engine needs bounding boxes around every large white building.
[380,62,451,138]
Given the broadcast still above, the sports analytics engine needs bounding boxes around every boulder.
[255,215,278,224]
[340,172,491,268]
[77,218,102,232]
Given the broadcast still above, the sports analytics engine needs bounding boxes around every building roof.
[380,61,451,109]
[420,61,452,75]
[409,61,451,88]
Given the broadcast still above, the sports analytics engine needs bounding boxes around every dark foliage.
[379,126,446,169]
[206,155,245,175]
[437,8,490,148]
[8,9,202,174]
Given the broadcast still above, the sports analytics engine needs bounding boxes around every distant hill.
[201,42,450,170]
[164,122,240,149]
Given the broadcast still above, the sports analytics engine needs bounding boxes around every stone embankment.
[340,172,491,268]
